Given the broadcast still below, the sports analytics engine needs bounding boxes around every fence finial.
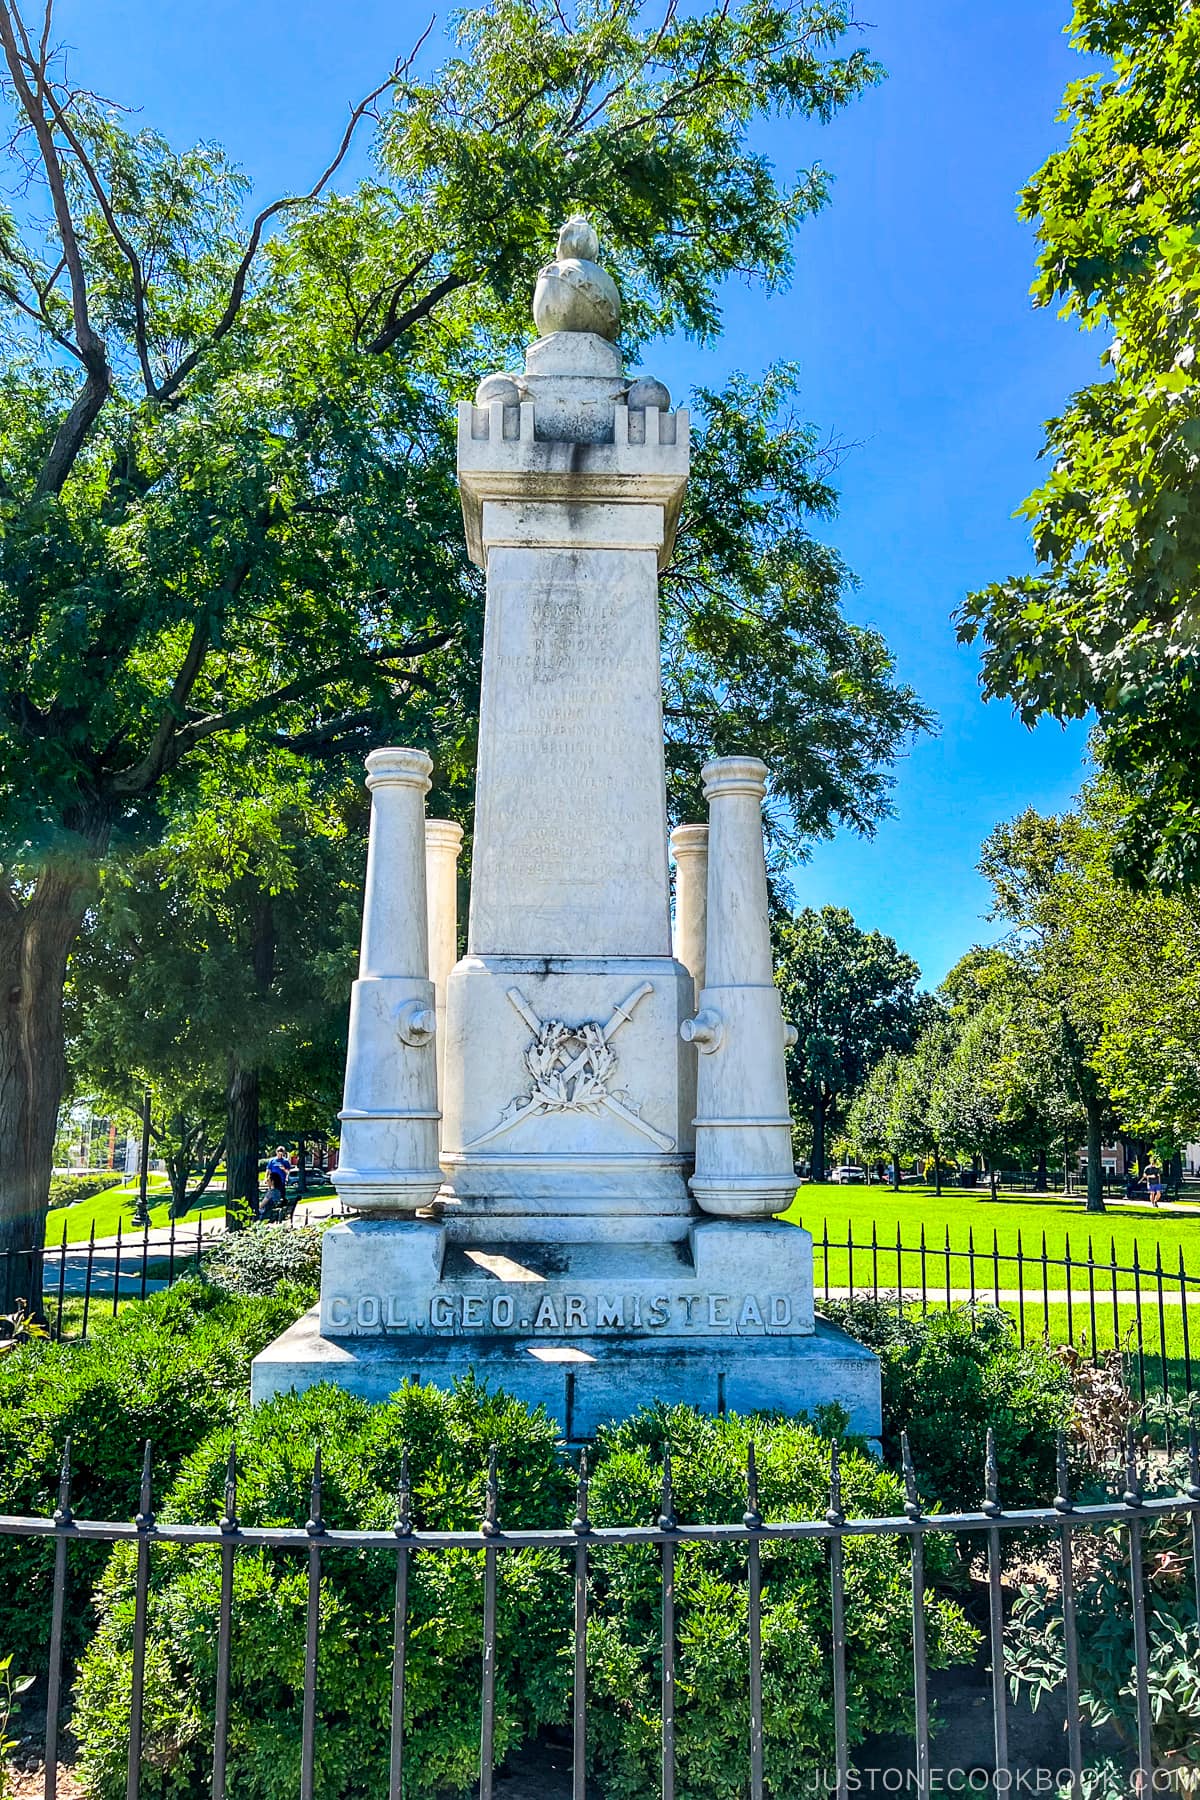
[307,1444,324,1536]
[826,1437,844,1529]
[135,1439,154,1531]
[901,1431,921,1521]
[396,1447,413,1536]
[1054,1429,1072,1513]
[983,1426,1001,1517]
[54,1437,73,1527]
[744,1440,762,1531]
[221,1443,239,1534]
[658,1442,677,1532]
[1123,1422,1143,1509]
[483,1445,500,1536]
[572,1448,590,1535]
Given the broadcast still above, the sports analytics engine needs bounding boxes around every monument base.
[249,1308,881,1441]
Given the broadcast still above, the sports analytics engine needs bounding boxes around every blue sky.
[56,0,1100,986]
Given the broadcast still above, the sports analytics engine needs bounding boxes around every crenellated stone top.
[473,217,673,446]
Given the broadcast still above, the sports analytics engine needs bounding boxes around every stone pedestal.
[252,1217,881,1442]
[253,218,880,1443]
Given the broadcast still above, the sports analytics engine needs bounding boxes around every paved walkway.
[38,1198,343,1299]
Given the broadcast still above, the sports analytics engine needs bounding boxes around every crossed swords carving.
[463,981,676,1153]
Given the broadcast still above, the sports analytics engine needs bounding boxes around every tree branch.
[109,630,456,794]
[155,42,427,405]
[363,271,467,355]
[0,0,110,495]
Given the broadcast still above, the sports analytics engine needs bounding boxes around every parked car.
[829,1164,866,1184]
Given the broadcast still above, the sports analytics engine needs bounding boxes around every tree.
[846,1050,902,1187]
[1039,781,1200,1157]
[978,810,1120,1212]
[957,0,1200,886]
[0,0,935,1302]
[927,1002,1022,1200]
[66,768,359,1223]
[777,906,923,1182]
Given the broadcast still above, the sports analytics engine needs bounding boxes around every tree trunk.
[989,1163,999,1200]
[1034,1146,1048,1194]
[0,874,90,1313]
[1084,1097,1106,1214]
[812,1097,827,1185]
[225,1062,260,1231]
[224,894,276,1231]
[933,1140,942,1197]
[1062,1128,1072,1197]
[891,1150,900,1191]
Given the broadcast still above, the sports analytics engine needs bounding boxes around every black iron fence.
[816,1219,1200,1402]
[10,1426,1200,1799]
[4,1213,210,1339]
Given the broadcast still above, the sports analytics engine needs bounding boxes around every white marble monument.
[252,219,880,1441]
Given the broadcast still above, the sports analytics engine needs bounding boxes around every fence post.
[44,1438,72,1800]
[389,1449,412,1800]
[1154,1245,1168,1401]
[982,1429,1009,1783]
[1133,1243,1147,1408]
[827,1441,849,1800]
[479,1447,500,1800]
[212,1446,238,1800]
[1122,1429,1155,1794]
[112,1218,122,1318]
[300,1447,324,1800]
[901,1433,930,1800]
[1180,1249,1193,1395]
[81,1225,95,1342]
[126,1442,154,1800]
[659,1445,677,1800]
[968,1227,976,1321]
[572,1451,590,1800]
[1086,1237,1098,1367]
[54,1218,67,1340]
[1054,1432,1083,1800]
[745,1443,764,1800]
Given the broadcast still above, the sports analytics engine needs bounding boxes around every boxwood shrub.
[201,1221,324,1301]
[821,1299,1071,1514]
[73,1378,576,1800]
[584,1403,979,1800]
[47,1170,125,1211]
[0,1277,309,1669]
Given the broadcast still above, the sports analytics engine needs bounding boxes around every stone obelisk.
[252,220,880,1444]
[440,217,695,1237]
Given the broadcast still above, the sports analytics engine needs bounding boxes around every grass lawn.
[784,1181,1200,1288]
[44,1176,224,1246]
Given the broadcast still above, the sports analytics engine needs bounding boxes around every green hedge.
[821,1299,1071,1515]
[73,1378,575,1800]
[47,1170,126,1211]
[201,1222,324,1302]
[584,1405,978,1800]
[0,1277,309,1670]
[72,1390,980,1800]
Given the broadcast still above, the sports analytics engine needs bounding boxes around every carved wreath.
[462,982,676,1153]
[524,1019,616,1114]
